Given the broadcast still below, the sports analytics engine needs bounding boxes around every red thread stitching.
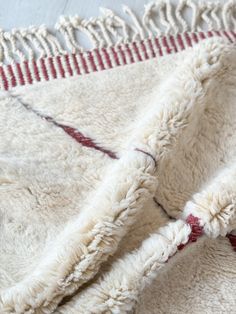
[0,67,8,90]
[24,60,33,84]
[48,57,57,79]
[169,35,178,52]
[87,51,97,72]
[72,54,81,75]
[147,38,156,58]
[125,43,134,63]
[56,56,65,78]
[177,34,185,50]
[7,64,16,87]
[40,58,49,81]
[94,49,105,70]
[79,52,89,73]
[155,37,163,56]
[132,42,142,61]
[111,47,120,66]
[162,36,171,54]
[118,45,127,65]
[33,60,40,81]
[16,63,25,85]
[65,55,73,76]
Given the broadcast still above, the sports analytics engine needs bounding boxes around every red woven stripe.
[101,48,112,68]
[199,32,206,39]
[155,37,163,56]
[87,51,97,72]
[147,38,156,58]
[140,41,149,59]
[72,54,81,75]
[191,32,199,43]
[2,31,236,90]
[65,55,73,76]
[177,34,185,50]
[207,31,214,38]
[169,35,178,52]
[24,60,33,84]
[162,36,171,54]
[48,57,57,79]
[40,58,49,81]
[223,31,233,43]
[94,49,105,70]
[16,63,25,85]
[0,67,8,90]
[56,56,65,78]
[33,60,40,81]
[132,42,142,61]
[230,31,236,39]
[118,45,127,65]
[79,52,89,73]
[7,64,16,87]
[111,47,120,66]
[184,32,192,47]
[125,44,135,63]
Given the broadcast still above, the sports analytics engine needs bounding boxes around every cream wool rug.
[1,1,236,313]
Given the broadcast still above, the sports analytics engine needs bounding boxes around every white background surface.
[1,0,216,30]
[0,0,225,31]
[0,0,152,30]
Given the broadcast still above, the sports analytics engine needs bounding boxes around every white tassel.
[0,0,235,65]
[56,16,84,53]
[0,29,14,64]
[210,2,223,31]
[85,19,105,47]
[201,3,214,31]
[158,1,173,34]
[166,0,179,34]
[4,31,26,62]
[101,8,131,45]
[143,3,163,37]
[176,0,189,32]
[36,26,53,57]
[123,5,146,41]
[27,26,47,58]
[14,29,35,60]
[223,0,236,31]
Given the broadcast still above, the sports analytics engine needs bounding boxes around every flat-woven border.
[1,30,235,90]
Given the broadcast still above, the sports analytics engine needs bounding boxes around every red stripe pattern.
[33,114,117,159]
[56,123,118,159]
[0,31,235,90]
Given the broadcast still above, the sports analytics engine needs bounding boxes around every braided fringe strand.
[0,0,236,65]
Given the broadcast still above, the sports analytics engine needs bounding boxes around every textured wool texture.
[1,1,236,313]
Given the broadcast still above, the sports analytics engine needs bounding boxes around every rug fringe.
[0,0,236,64]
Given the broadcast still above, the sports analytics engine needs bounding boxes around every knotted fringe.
[0,0,236,65]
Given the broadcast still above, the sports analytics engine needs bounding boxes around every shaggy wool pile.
[0,0,236,313]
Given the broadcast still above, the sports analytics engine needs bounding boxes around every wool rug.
[0,0,236,313]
